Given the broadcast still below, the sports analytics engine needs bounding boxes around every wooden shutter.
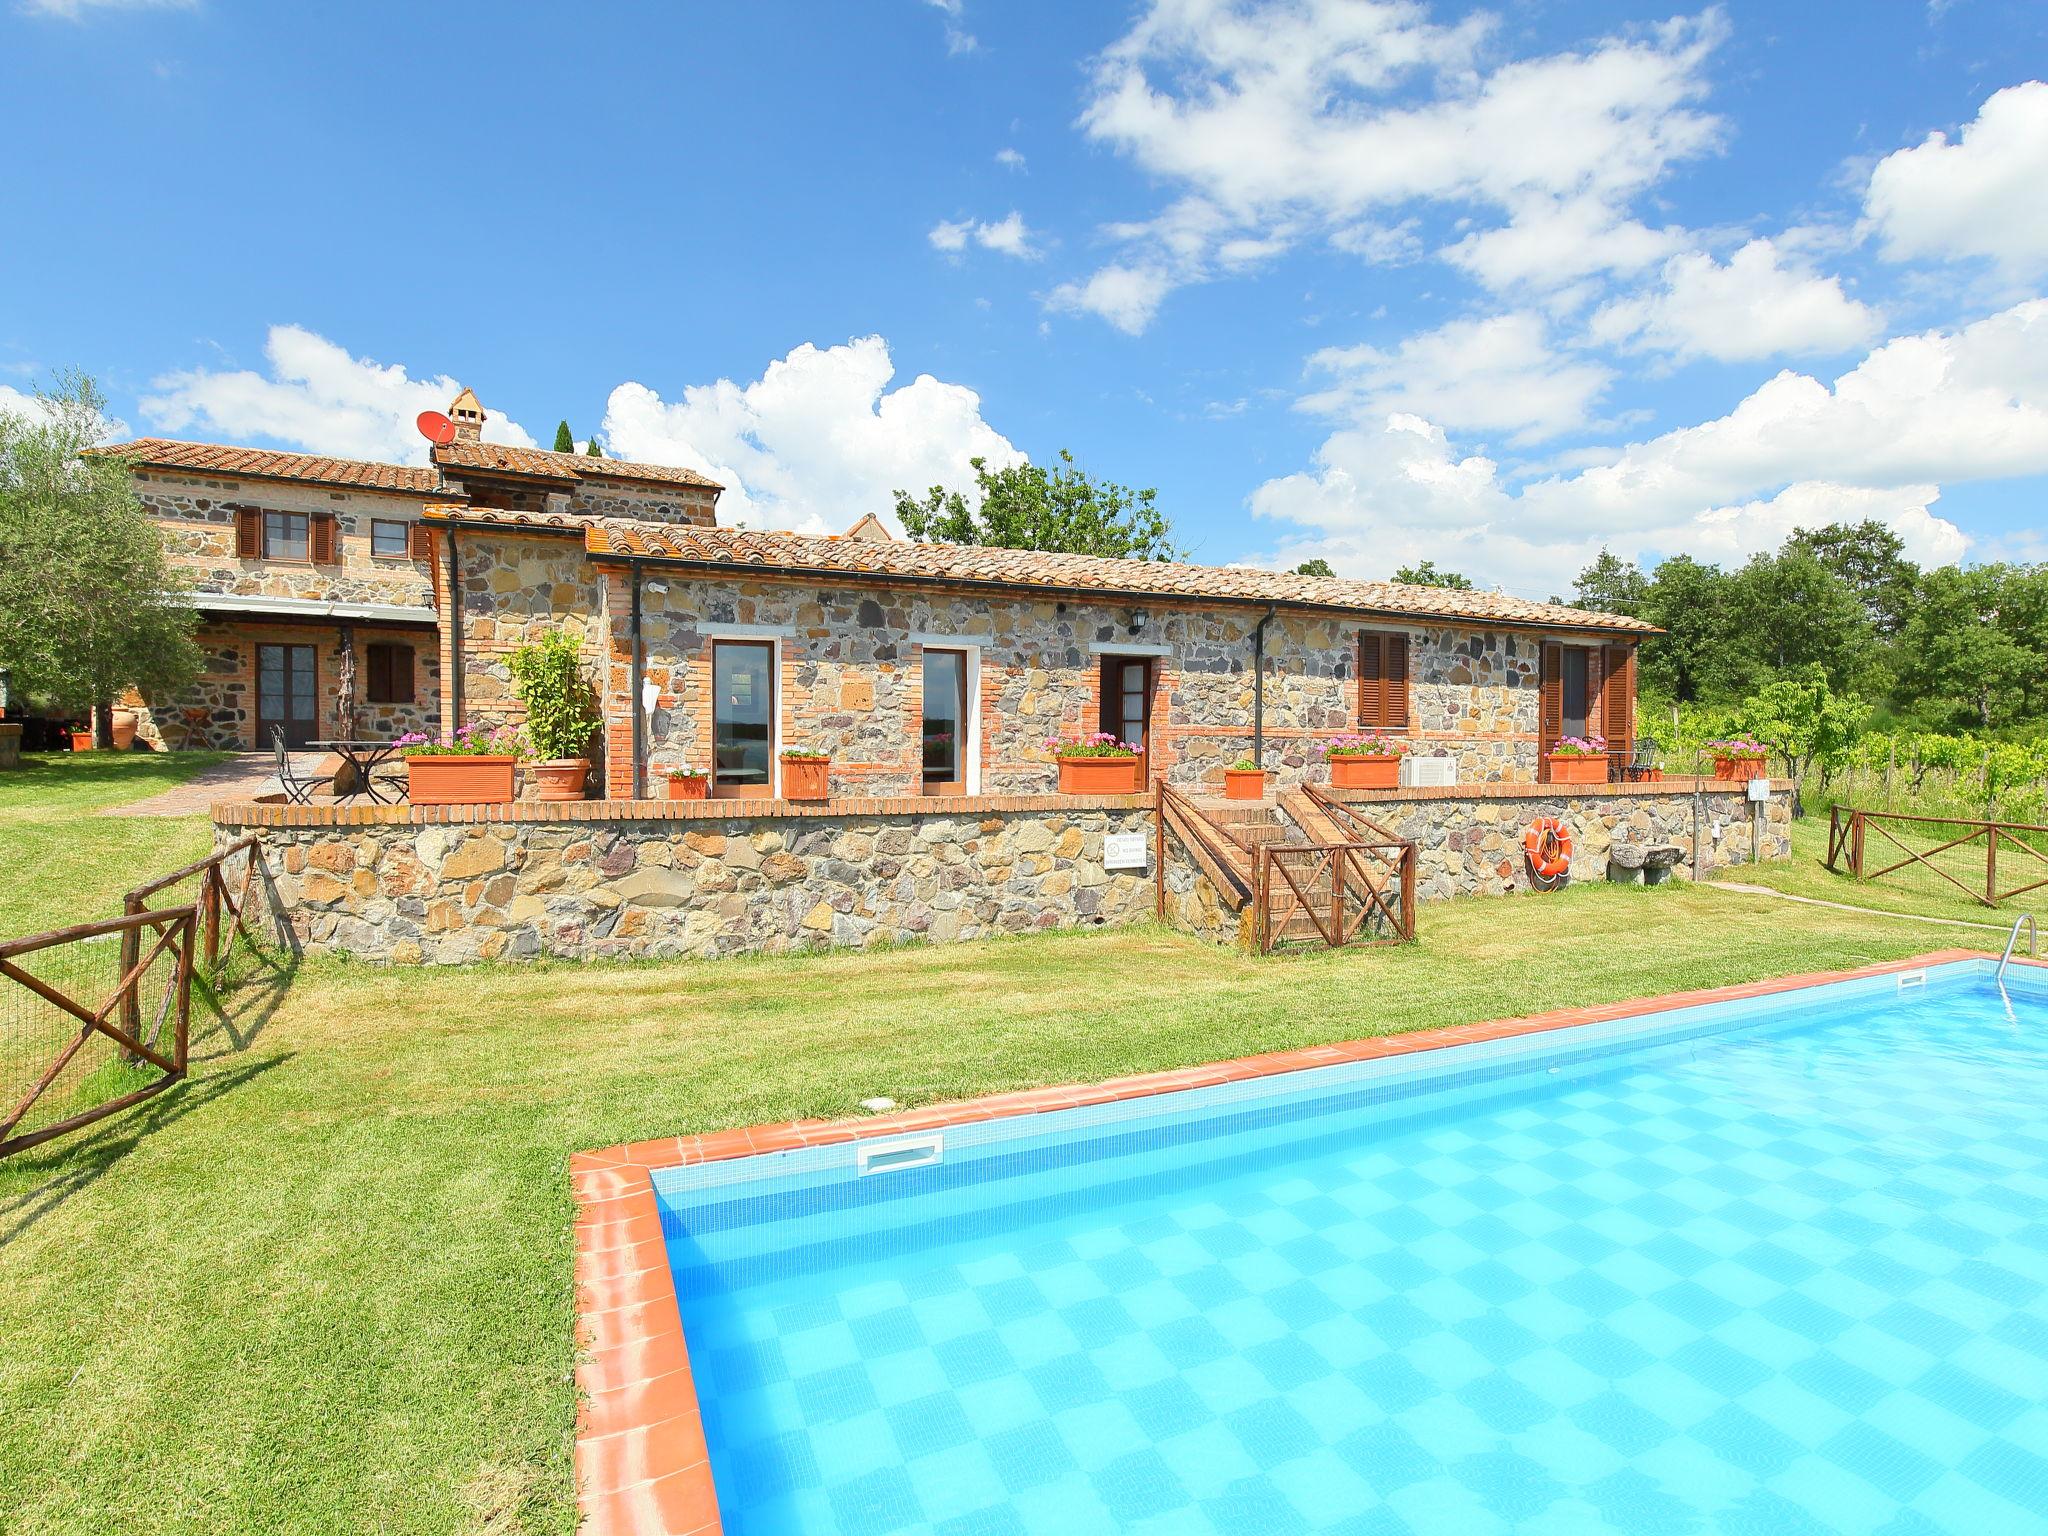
[1385,633,1410,730]
[309,513,338,564]
[1602,645,1634,753]
[1539,643,1563,779]
[1358,632,1411,730]
[365,644,416,705]
[1358,633,1384,727]
[234,507,261,559]
[407,522,434,562]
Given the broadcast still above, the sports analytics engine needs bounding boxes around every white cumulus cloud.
[1865,81,2048,276]
[1589,238,1882,362]
[1249,300,2048,592]
[1045,264,1176,335]
[929,211,1040,260]
[17,0,194,18]
[142,325,535,463]
[1299,312,1614,446]
[600,335,1022,533]
[1057,1,1727,328]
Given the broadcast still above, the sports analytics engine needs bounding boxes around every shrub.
[506,631,601,762]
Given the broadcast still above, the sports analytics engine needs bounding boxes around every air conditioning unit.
[1401,755,1458,788]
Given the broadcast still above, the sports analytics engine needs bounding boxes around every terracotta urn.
[1058,756,1141,795]
[531,757,589,802]
[405,755,518,805]
[782,758,830,801]
[110,707,140,751]
[1329,755,1400,790]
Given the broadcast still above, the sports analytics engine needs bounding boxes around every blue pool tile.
[1023,1353,1110,1414]
[1456,1370,1554,1435]
[1819,1419,1945,1501]
[792,1362,880,1425]
[934,1331,1015,1388]
[1667,1336,1773,1397]
[1244,1334,1331,1391]
[1222,1398,1320,1469]
[1955,1436,2048,1508]
[1348,1353,1436,1414]
[1200,1475,1313,1535]
[1335,1422,1441,1493]
[1089,1448,1190,1522]
[980,1421,1075,1494]
[883,1393,975,1461]
[1451,1447,1568,1523]
[1123,1377,1214,1440]
[847,1307,924,1358]
[1570,1389,1677,1457]
[825,1466,924,1536]
[1786,1350,1893,1413]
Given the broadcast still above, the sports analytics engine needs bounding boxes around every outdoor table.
[308,738,408,803]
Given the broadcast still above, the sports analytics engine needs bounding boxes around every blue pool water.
[655,963,2048,1534]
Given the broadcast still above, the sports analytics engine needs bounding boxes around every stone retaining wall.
[1331,781,1792,900]
[217,795,1161,964]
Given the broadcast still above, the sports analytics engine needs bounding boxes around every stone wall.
[566,477,718,527]
[601,573,1615,800]
[221,797,1159,964]
[136,619,439,751]
[1333,782,1792,900]
[138,470,437,610]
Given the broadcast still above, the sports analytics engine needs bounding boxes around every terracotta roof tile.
[583,522,1656,633]
[432,439,721,492]
[91,438,443,495]
[419,505,590,534]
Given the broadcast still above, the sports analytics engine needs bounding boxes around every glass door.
[1099,656,1151,777]
[256,643,318,749]
[712,641,774,799]
[921,649,969,796]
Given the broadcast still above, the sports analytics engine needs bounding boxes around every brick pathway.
[101,753,312,818]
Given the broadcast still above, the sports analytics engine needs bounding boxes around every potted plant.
[398,722,520,805]
[508,631,603,802]
[69,725,94,752]
[1549,734,1609,784]
[1047,732,1142,794]
[1223,758,1267,801]
[665,766,709,801]
[1324,731,1404,789]
[780,748,831,801]
[1706,737,1769,782]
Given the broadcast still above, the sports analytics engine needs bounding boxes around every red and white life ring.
[1523,817,1573,886]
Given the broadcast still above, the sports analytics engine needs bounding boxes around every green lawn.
[1717,817,2046,933]
[0,769,1996,1535]
[0,751,229,937]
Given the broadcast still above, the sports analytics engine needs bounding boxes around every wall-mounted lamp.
[640,676,660,716]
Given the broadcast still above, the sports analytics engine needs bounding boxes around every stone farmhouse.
[104,388,1657,799]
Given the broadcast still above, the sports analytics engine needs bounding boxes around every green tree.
[0,373,200,741]
[1894,565,2039,729]
[585,437,604,459]
[553,420,575,453]
[1391,559,1473,590]
[1785,520,1919,636]
[1738,664,1870,814]
[1723,545,1880,696]
[1636,556,1737,703]
[1292,558,1335,578]
[893,450,1179,561]
[1573,549,1649,616]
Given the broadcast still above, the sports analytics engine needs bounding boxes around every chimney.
[448,387,485,445]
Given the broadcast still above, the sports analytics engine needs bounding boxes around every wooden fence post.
[118,891,142,1049]
[1851,811,1864,878]
[202,865,222,974]
[1988,825,1999,905]
[1401,845,1416,941]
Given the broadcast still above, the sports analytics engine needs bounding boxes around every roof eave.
[583,542,1658,636]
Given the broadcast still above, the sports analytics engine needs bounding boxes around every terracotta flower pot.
[70,730,95,753]
[1549,754,1608,784]
[665,774,709,801]
[1713,754,1768,782]
[405,754,517,805]
[110,707,140,751]
[1329,755,1399,790]
[0,722,20,770]
[531,757,589,802]
[1223,767,1267,801]
[782,758,830,801]
[1057,755,1141,795]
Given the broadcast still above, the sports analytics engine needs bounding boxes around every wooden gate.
[0,905,195,1159]
[1826,806,2048,909]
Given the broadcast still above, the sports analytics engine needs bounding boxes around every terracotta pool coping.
[568,946,2036,1536]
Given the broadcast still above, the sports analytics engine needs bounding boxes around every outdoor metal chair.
[1622,736,1661,781]
[270,726,325,805]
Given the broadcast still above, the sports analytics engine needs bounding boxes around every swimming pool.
[648,959,2048,1534]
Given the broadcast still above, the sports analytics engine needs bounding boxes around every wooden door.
[256,643,319,749]
[1099,656,1152,779]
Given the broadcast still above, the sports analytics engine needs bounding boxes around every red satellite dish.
[416,410,456,446]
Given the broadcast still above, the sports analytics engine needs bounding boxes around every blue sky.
[3,0,2046,600]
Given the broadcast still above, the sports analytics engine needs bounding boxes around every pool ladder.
[1997,914,2039,981]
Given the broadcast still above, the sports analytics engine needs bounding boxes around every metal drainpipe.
[445,530,463,730]
[630,562,645,800]
[1251,605,1276,768]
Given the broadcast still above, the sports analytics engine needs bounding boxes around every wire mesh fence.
[1826,806,2048,917]
[0,835,291,1161]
